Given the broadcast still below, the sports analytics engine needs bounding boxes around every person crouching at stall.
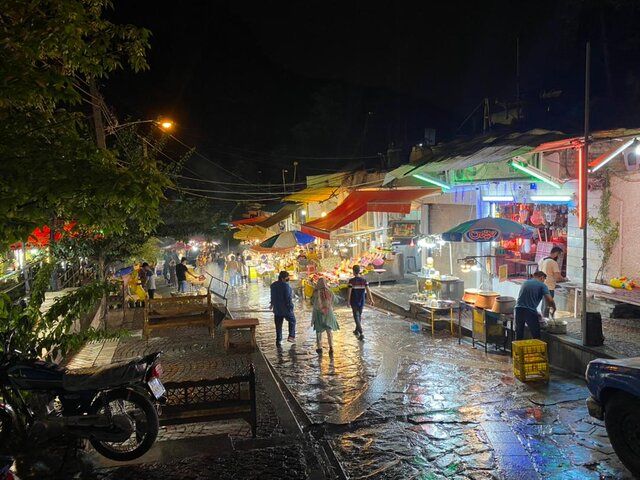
[515,271,556,340]
[311,278,339,355]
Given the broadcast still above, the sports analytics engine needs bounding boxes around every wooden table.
[221,318,259,351]
[413,302,455,336]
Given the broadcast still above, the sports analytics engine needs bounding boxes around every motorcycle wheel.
[89,389,158,462]
[0,410,14,450]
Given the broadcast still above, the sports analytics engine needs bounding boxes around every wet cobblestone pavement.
[227,281,634,479]
[93,444,309,480]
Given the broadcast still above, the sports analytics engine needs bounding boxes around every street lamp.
[106,118,175,135]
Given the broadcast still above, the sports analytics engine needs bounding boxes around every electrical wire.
[169,170,355,188]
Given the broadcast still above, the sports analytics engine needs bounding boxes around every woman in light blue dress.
[311,278,340,355]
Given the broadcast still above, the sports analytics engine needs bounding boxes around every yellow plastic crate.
[513,360,549,382]
[512,339,547,364]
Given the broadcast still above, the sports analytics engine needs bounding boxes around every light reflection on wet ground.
[227,282,632,479]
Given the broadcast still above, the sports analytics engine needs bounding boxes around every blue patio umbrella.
[441,217,537,242]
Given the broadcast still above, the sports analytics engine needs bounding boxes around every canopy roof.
[301,188,436,239]
[283,186,341,203]
[384,129,568,187]
[257,202,300,227]
[233,225,269,241]
[230,215,270,226]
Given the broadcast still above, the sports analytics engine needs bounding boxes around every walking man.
[347,265,374,341]
[176,257,189,293]
[538,246,567,317]
[515,270,556,340]
[270,270,296,346]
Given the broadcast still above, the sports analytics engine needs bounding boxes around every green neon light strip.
[412,173,451,190]
[509,161,561,189]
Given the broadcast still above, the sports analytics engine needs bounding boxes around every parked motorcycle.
[0,456,18,480]
[0,332,165,462]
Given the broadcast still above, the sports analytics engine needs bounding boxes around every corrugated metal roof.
[385,129,568,186]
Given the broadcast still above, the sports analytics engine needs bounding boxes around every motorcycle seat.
[63,357,147,392]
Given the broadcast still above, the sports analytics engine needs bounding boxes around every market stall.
[491,201,569,279]
[440,216,537,351]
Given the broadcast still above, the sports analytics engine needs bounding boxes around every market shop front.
[380,130,580,337]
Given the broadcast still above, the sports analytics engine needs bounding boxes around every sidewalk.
[19,274,332,479]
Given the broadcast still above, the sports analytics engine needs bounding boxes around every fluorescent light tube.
[482,195,514,202]
[412,173,451,190]
[509,160,562,188]
[530,195,573,202]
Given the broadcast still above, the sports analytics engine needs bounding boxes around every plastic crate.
[513,360,549,382]
[512,339,547,364]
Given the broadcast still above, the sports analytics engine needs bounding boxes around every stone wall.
[606,171,640,280]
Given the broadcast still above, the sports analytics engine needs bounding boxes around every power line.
[179,186,284,196]
[167,133,259,188]
[170,170,354,188]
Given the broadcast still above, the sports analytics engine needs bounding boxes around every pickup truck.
[586,357,640,477]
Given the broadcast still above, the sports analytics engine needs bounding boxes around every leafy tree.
[0,0,164,247]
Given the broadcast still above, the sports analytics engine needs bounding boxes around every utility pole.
[293,161,298,184]
[282,169,288,195]
[89,79,106,149]
[581,42,591,345]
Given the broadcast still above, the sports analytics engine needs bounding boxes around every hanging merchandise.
[530,205,544,226]
[518,204,529,224]
[545,208,557,224]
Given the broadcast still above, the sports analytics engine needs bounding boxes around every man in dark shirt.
[515,270,556,340]
[176,257,189,293]
[347,265,374,341]
[270,270,296,346]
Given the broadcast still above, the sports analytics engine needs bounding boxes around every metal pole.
[581,42,591,344]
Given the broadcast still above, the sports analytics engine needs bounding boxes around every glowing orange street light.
[158,120,174,131]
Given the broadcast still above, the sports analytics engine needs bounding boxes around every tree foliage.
[0,0,169,248]
[1,0,150,112]
[0,262,123,361]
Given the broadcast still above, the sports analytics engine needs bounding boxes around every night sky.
[106,0,640,185]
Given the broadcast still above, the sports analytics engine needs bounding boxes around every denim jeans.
[515,307,541,340]
[274,314,296,342]
[542,290,555,317]
[178,280,188,293]
[351,305,364,334]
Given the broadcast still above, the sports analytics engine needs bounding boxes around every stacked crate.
[511,339,549,382]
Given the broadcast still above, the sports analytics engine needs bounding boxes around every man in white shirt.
[538,246,567,317]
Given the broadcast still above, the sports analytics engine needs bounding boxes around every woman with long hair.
[311,278,340,355]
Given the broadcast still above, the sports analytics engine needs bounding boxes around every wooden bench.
[160,364,257,438]
[221,318,259,351]
[143,293,214,339]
